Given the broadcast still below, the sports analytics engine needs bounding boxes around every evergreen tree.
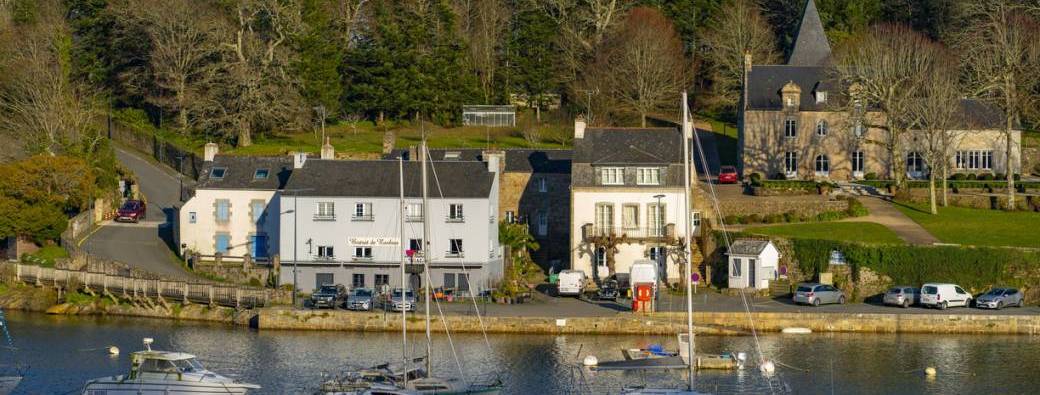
[64,0,151,107]
[503,3,561,113]
[294,0,344,117]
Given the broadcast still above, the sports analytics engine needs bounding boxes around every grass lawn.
[21,245,69,267]
[743,222,904,245]
[894,202,1040,248]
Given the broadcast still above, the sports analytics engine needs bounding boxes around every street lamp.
[281,187,314,308]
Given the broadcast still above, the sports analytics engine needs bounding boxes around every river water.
[3,311,1039,394]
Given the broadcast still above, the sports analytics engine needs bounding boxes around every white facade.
[727,242,780,290]
[179,189,281,260]
[279,181,503,293]
[570,188,690,283]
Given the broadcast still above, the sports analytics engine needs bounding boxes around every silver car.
[346,288,375,311]
[883,286,920,308]
[976,288,1024,310]
[389,288,417,312]
[793,283,845,306]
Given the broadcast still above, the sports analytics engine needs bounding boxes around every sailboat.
[318,138,502,395]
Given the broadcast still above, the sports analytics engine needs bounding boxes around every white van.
[920,283,973,310]
[629,260,659,298]
[557,270,586,296]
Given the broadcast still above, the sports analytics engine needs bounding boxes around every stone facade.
[498,171,571,270]
[717,196,848,218]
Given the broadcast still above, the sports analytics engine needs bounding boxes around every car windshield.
[796,286,813,292]
[393,290,414,298]
[121,202,139,210]
[923,286,938,294]
[721,166,736,173]
[318,286,338,294]
[354,289,372,297]
[887,287,902,294]
[985,289,1005,296]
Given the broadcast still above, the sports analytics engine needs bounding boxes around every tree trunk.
[928,171,938,214]
[942,158,949,207]
[640,113,647,128]
[176,79,188,133]
[237,119,252,147]
[606,248,616,277]
[1006,117,1016,210]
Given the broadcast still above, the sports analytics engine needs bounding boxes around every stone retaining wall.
[257,309,1040,335]
[718,197,848,218]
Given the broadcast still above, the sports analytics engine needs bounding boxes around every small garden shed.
[727,239,780,290]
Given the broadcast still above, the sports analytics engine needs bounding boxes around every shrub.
[783,212,797,223]
[764,213,784,224]
[864,172,879,180]
[844,197,868,217]
[979,173,994,181]
[967,173,978,180]
[749,172,763,184]
[1013,173,1021,181]
[951,173,967,181]
[746,214,763,224]
[724,215,741,225]
[994,173,1006,181]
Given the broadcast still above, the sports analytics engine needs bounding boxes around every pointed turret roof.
[787,0,831,66]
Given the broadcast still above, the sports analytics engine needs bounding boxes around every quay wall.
[258,309,1040,336]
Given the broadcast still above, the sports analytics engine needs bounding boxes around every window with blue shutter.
[215,233,231,254]
[215,199,230,223]
[251,201,265,224]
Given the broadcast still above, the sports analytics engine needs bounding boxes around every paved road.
[840,194,940,245]
[80,147,196,280]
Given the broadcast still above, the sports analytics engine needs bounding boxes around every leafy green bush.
[746,214,762,224]
[844,197,868,217]
[979,173,994,181]
[764,213,784,223]
[864,172,878,180]
[967,173,977,180]
[951,173,967,181]
[749,173,763,186]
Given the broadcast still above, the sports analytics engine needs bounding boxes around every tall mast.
[398,156,408,379]
[421,124,433,376]
[681,91,696,391]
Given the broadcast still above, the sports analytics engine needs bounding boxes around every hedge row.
[855,180,1040,191]
[723,196,867,225]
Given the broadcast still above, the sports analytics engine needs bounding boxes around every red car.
[116,200,147,223]
[717,166,739,184]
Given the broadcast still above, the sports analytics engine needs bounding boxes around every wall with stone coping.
[258,309,1040,335]
[718,196,848,217]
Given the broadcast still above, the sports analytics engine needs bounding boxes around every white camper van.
[557,270,586,296]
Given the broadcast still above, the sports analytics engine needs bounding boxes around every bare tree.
[455,0,510,103]
[537,0,632,88]
[200,0,305,147]
[702,0,781,108]
[585,7,688,127]
[332,0,369,50]
[116,0,222,133]
[952,1,1040,209]
[913,51,963,214]
[834,24,938,190]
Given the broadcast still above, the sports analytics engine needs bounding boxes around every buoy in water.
[107,346,120,356]
[760,360,776,375]
[781,327,812,334]
[925,367,937,377]
[583,355,599,367]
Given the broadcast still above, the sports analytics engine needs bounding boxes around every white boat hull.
[83,377,259,394]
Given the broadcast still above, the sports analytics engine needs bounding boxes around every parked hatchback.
[975,288,1024,310]
[717,166,739,184]
[920,283,972,310]
[310,284,346,309]
[116,200,147,223]
[346,288,375,311]
[883,286,920,308]
[390,288,417,312]
[793,283,845,306]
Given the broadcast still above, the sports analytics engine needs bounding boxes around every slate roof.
[746,66,832,111]
[787,0,832,67]
[956,99,1009,130]
[284,159,495,198]
[727,239,773,256]
[574,128,683,165]
[196,156,293,190]
[385,148,572,174]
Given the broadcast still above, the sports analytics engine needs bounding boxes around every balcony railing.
[351,214,374,222]
[313,214,336,221]
[582,223,676,242]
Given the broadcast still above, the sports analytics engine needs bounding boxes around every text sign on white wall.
[349,237,400,246]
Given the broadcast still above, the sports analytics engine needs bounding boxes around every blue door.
[215,234,231,254]
[251,235,267,258]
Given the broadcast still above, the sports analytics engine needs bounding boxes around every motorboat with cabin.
[82,338,260,394]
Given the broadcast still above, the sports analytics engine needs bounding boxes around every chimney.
[320,137,335,159]
[483,150,505,174]
[292,152,308,169]
[744,51,753,72]
[203,142,219,162]
[574,115,587,139]
[408,145,418,161]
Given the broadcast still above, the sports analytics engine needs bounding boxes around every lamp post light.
[281,188,314,309]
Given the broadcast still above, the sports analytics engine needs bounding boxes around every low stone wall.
[718,196,848,218]
[901,188,1038,210]
[257,309,1040,335]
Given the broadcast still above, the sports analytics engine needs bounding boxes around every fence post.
[235,288,241,308]
[183,283,189,304]
[208,286,214,306]
[35,266,41,286]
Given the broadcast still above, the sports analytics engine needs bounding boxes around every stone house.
[278,154,504,293]
[178,144,292,262]
[387,148,572,272]
[739,0,1021,181]
[570,118,695,284]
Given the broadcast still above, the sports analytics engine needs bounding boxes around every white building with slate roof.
[278,154,504,293]
[726,239,779,290]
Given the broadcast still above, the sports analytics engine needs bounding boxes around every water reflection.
[3,312,1039,394]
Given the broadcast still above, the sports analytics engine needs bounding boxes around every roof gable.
[727,239,774,256]
[788,0,832,66]
[574,128,683,165]
[284,159,494,198]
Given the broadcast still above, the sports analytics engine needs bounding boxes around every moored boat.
[82,338,260,394]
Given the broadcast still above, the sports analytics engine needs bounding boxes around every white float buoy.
[107,346,119,356]
[583,355,599,367]
[781,327,812,334]
[760,360,776,375]
[925,367,937,377]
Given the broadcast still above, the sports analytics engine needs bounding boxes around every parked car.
[557,270,586,297]
[596,279,619,301]
[920,283,972,310]
[793,283,845,306]
[345,288,375,311]
[389,288,417,312]
[717,166,739,184]
[116,200,147,223]
[310,284,346,309]
[975,287,1024,310]
[883,286,920,308]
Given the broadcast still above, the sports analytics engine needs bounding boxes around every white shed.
[726,239,780,290]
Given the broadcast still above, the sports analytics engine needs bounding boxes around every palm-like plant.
[498,221,541,295]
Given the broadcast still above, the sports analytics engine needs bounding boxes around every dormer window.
[210,167,227,179]
[254,169,269,179]
[785,97,795,107]
[815,91,827,104]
